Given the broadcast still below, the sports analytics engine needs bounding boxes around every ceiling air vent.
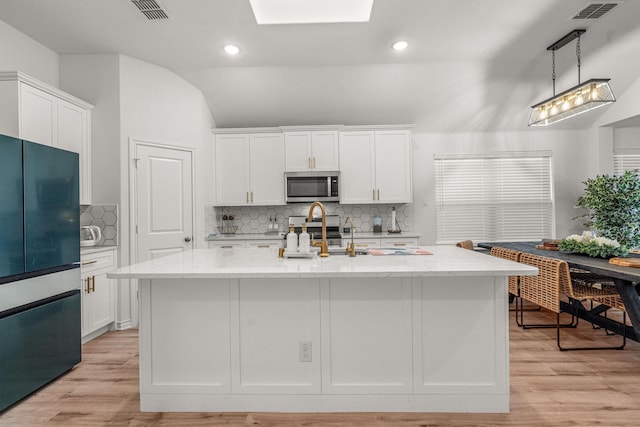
[571,2,622,20]
[131,0,170,20]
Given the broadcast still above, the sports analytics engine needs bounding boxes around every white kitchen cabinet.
[208,240,246,249]
[347,236,420,249]
[214,132,285,206]
[339,128,412,204]
[80,247,116,343]
[208,239,282,249]
[284,130,339,172]
[0,72,93,204]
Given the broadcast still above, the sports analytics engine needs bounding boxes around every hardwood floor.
[2,308,640,426]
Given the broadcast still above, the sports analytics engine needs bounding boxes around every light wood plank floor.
[2,308,640,426]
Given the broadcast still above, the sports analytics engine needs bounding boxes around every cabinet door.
[339,131,375,204]
[19,83,56,146]
[311,131,339,171]
[250,133,285,205]
[284,131,312,172]
[58,99,91,204]
[215,134,251,205]
[89,272,115,331]
[374,130,412,203]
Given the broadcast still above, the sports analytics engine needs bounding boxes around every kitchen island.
[107,246,536,413]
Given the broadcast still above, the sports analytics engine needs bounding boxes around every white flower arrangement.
[558,233,628,258]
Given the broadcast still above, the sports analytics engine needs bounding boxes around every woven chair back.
[518,253,563,313]
[490,247,522,296]
[455,240,474,250]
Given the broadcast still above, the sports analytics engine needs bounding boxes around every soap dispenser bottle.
[286,225,298,253]
[298,224,310,253]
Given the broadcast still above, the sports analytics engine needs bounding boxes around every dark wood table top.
[477,241,640,284]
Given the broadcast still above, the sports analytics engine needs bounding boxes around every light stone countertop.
[107,246,536,280]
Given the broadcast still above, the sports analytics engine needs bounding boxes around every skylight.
[249,0,373,24]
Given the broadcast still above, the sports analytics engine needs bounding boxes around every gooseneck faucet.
[307,201,329,257]
[345,216,356,257]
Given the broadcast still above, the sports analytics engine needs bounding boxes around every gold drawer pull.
[393,243,407,247]
[257,245,270,248]
[220,245,233,249]
[81,260,98,266]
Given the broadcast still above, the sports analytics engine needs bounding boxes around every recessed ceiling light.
[392,40,408,51]
[249,0,374,24]
[224,44,240,55]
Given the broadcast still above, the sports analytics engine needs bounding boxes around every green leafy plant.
[575,170,640,249]
[558,234,628,258]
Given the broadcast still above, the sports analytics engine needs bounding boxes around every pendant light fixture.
[528,29,615,127]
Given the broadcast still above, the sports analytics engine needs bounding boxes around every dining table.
[478,241,640,342]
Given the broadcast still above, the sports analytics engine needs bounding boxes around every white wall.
[118,55,214,326]
[0,19,58,86]
[59,54,121,205]
[410,129,591,244]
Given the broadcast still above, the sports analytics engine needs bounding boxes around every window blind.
[434,154,554,244]
[613,153,640,174]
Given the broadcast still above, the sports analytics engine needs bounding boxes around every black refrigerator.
[0,134,81,412]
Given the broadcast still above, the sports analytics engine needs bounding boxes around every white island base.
[109,247,536,413]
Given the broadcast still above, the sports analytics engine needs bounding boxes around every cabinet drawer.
[208,241,245,249]
[247,240,282,249]
[380,238,419,247]
[80,249,115,276]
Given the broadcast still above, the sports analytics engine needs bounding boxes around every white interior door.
[135,143,194,262]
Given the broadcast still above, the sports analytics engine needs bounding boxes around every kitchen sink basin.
[326,247,369,256]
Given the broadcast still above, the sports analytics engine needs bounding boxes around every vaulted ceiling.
[1,0,639,132]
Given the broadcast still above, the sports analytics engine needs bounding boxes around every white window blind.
[613,152,640,174]
[434,153,554,244]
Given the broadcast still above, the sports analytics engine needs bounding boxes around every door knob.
[184,236,192,242]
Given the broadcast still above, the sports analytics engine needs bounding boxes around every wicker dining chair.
[455,240,474,250]
[518,253,625,351]
[490,246,521,297]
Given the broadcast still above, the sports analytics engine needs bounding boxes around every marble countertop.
[107,246,536,280]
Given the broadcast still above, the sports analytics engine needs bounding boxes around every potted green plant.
[573,170,640,249]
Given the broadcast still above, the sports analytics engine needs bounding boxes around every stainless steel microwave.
[285,171,339,203]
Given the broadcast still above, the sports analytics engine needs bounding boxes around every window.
[613,151,640,174]
[434,152,554,243]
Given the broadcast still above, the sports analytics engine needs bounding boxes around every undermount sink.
[326,247,369,256]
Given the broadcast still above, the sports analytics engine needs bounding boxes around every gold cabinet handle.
[85,277,91,293]
[81,260,98,266]
[251,191,254,203]
[313,157,316,169]
[220,245,233,249]
[372,189,376,200]
[308,157,312,169]
[356,243,370,248]
[90,276,96,293]
[393,243,407,247]
[246,192,249,203]
[257,245,270,248]
[377,189,380,200]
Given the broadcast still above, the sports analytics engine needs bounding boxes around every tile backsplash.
[205,204,410,236]
[80,204,118,246]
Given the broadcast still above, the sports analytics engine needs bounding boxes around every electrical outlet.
[299,341,312,362]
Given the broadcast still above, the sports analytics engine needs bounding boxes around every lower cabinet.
[349,236,420,249]
[208,239,282,249]
[80,248,116,342]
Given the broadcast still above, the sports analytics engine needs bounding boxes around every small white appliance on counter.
[80,225,101,247]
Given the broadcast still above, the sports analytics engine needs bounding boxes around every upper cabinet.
[214,131,285,206]
[339,127,412,204]
[0,71,93,205]
[284,128,339,172]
